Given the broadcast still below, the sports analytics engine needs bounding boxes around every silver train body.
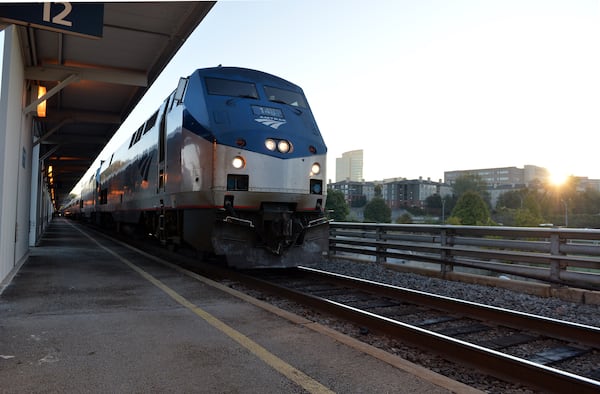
[65,67,328,268]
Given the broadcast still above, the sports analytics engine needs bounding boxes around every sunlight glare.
[549,170,569,186]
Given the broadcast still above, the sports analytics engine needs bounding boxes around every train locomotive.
[69,66,329,268]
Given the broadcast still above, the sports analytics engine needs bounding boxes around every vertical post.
[440,227,454,275]
[328,225,336,257]
[29,143,40,246]
[375,225,386,264]
[549,232,565,284]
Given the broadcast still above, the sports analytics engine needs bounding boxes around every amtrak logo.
[254,116,286,130]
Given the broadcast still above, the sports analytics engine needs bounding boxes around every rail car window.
[133,125,144,144]
[264,86,307,108]
[168,93,176,111]
[128,132,136,148]
[205,77,258,99]
[144,111,158,134]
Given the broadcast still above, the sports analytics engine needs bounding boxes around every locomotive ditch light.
[277,140,291,153]
[265,139,276,151]
[232,156,245,169]
[311,163,321,175]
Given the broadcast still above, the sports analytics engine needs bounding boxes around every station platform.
[0,218,480,393]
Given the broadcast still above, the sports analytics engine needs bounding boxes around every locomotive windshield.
[264,86,307,108]
[205,77,258,99]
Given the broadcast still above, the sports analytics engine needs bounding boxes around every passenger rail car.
[73,67,328,268]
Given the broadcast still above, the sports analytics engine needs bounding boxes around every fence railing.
[329,222,600,290]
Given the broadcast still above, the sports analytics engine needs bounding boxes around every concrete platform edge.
[172,264,484,394]
[89,230,482,393]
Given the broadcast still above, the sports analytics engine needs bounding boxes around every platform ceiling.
[14,2,215,206]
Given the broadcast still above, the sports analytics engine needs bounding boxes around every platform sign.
[0,3,104,39]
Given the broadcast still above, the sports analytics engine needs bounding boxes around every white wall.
[0,25,33,284]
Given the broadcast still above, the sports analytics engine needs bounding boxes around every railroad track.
[223,266,600,393]
[85,225,600,392]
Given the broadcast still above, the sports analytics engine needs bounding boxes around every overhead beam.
[34,118,71,146]
[46,109,122,124]
[41,135,108,145]
[26,64,147,87]
[40,144,62,161]
[23,73,80,114]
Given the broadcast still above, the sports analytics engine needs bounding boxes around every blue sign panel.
[0,3,103,39]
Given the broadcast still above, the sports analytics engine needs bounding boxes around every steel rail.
[230,268,600,393]
[299,266,600,348]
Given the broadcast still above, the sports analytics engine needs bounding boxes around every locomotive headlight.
[277,140,290,153]
[265,139,276,151]
[232,156,245,169]
[311,163,321,175]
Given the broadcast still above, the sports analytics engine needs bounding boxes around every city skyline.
[331,154,599,187]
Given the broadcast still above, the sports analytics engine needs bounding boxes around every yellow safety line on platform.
[69,222,334,394]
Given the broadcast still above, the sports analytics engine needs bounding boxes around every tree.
[425,194,442,213]
[363,197,391,223]
[425,193,451,218]
[514,208,543,227]
[374,184,383,198]
[495,189,545,227]
[396,213,412,224]
[452,174,491,208]
[350,195,367,207]
[449,191,493,225]
[572,189,600,214]
[325,189,349,221]
[496,190,525,210]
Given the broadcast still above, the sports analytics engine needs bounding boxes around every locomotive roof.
[195,67,303,91]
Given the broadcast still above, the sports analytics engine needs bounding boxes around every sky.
[3,0,600,191]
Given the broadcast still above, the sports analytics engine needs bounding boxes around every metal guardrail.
[329,222,600,289]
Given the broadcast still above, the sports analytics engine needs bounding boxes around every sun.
[548,170,569,186]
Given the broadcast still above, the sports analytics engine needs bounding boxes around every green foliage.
[572,189,600,214]
[425,194,442,210]
[325,189,349,221]
[363,197,391,223]
[494,189,548,227]
[350,195,367,207]
[396,213,413,224]
[496,190,524,209]
[514,208,544,227]
[450,191,493,225]
[452,174,491,208]
[424,193,453,219]
[446,216,462,225]
[374,184,383,198]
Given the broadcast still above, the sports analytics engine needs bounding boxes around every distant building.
[574,177,600,192]
[328,179,376,206]
[329,176,452,209]
[488,183,528,207]
[444,165,549,186]
[382,177,452,209]
[335,150,363,182]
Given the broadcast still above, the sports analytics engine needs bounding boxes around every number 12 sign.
[0,2,103,39]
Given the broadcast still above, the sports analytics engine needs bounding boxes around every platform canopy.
[5,2,215,206]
